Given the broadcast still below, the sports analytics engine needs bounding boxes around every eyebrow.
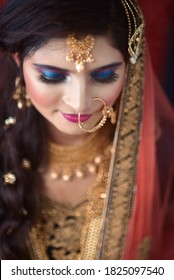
[94,62,122,72]
[33,62,122,73]
[33,63,69,73]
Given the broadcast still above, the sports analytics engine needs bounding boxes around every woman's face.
[22,36,126,141]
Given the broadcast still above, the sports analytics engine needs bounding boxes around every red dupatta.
[123,50,174,259]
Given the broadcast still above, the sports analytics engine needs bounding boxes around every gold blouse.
[35,198,88,260]
[28,153,111,260]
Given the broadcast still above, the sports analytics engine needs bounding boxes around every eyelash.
[38,70,119,85]
[39,74,67,85]
[90,71,119,84]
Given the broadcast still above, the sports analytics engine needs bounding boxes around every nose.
[63,79,91,113]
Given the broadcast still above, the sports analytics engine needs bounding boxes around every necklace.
[28,125,113,259]
[43,123,114,182]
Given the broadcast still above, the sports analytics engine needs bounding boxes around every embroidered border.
[96,36,146,260]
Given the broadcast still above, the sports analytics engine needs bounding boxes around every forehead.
[27,36,124,70]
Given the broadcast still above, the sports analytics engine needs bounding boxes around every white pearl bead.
[50,172,58,179]
[75,169,84,178]
[130,57,137,64]
[76,63,84,72]
[87,163,97,174]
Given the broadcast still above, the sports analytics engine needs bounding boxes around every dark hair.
[0,0,129,259]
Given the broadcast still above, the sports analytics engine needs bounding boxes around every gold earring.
[78,97,116,133]
[13,77,32,109]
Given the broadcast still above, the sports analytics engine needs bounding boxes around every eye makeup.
[34,64,69,85]
[90,64,121,84]
[33,62,122,85]
[90,69,119,84]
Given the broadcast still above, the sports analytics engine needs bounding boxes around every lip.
[62,113,92,123]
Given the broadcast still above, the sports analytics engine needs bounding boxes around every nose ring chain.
[78,97,116,133]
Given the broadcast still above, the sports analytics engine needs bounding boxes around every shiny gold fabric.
[29,198,88,260]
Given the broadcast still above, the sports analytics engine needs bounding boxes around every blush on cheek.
[105,89,121,107]
[26,83,57,107]
[106,77,125,106]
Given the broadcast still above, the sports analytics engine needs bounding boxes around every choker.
[43,124,113,182]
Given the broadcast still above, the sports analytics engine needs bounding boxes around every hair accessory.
[66,34,95,72]
[22,158,31,169]
[13,77,32,109]
[78,97,116,133]
[21,208,28,216]
[3,116,16,130]
[121,0,144,64]
[3,172,16,185]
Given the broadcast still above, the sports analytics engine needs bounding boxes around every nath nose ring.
[78,97,116,133]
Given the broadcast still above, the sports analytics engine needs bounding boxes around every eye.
[39,69,68,85]
[90,69,119,84]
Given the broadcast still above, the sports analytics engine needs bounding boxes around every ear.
[12,52,20,67]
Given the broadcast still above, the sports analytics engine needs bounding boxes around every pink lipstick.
[62,113,92,123]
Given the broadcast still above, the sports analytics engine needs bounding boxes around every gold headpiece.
[121,0,144,64]
[66,34,95,72]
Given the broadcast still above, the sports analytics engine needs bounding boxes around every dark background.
[139,0,174,106]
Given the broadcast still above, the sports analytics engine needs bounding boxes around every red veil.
[123,50,174,259]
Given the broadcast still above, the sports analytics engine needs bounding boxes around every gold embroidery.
[29,200,88,260]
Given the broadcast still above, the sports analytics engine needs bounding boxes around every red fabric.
[123,50,174,259]
[139,0,174,81]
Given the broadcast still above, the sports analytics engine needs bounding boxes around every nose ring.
[78,97,116,133]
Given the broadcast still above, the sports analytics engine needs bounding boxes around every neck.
[46,122,90,146]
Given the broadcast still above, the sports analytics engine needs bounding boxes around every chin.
[50,114,102,137]
[54,123,88,136]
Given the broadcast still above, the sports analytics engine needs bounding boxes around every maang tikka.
[66,34,95,72]
[78,97,117,133]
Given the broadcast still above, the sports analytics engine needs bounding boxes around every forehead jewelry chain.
[78,97,116,133]
[66,34,95,72]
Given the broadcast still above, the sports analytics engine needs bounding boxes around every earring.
[78,97,117,133]
[13,77,32,109]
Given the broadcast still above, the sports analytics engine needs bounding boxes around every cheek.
[103,80,125,106]
[25,76,58,108]
[105,90,120,106]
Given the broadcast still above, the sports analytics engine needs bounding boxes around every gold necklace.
[43,123,114,182]
[28,131,113,260]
